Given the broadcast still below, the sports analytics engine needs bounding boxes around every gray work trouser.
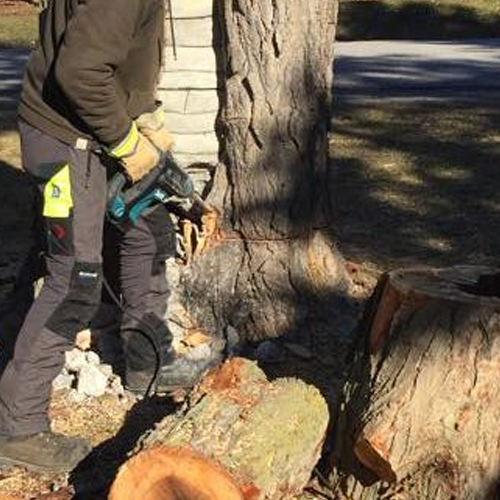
[0,122,175,437]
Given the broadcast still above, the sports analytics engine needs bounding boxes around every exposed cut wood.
[110,358,329,500]
[109,447,242,500]
[329,266,500,500]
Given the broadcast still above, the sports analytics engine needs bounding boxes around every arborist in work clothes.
[0,0,211,473]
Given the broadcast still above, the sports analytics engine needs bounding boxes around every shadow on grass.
[0,159,39,374]
[329,98,500,269]
[338,0,500,41]
[71,395,178,499]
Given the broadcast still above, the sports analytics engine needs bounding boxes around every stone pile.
[53,348,125,402]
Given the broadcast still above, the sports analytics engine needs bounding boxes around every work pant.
[0,122,175,438]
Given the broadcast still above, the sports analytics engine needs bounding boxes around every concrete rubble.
[53,348,125,400]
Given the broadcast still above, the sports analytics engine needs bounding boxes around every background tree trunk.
[177,0,351,346]
[329,266,500,500]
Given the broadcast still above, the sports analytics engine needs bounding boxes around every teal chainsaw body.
[107,152,196,225]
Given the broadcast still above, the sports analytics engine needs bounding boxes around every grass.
[0,14,38,49]
[329,98,500,271]
[338,0,500,40]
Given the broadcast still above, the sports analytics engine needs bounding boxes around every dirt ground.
[329,98,500,273]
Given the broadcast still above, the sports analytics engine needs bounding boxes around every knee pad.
[47,262,102,340]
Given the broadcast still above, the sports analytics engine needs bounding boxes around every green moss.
[227,379,329,493]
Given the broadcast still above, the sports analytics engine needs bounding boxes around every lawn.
[329,98,500,271]
[338,0,500,40]
[0,1,38,49]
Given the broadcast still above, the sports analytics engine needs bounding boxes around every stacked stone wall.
[160,0,220,179]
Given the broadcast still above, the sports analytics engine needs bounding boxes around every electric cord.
[101,276,162,398]
[48,227,163,398]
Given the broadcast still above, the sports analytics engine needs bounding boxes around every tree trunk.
[109,358,329,500]
[329,266,500,500]
[177,0,350,345]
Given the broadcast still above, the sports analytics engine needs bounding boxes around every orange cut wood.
[108,446,243,500]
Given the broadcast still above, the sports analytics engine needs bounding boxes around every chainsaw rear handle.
[106,172,128,209]
[106,151,213,223]
[107,154,167,212]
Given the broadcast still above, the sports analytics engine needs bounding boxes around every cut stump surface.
[330,266,500,500]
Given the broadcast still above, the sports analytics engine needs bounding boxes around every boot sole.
[0,456,75,474]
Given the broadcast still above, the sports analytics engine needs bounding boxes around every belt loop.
[75,138,89,151]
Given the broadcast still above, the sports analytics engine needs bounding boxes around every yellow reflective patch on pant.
[43,165,73,218]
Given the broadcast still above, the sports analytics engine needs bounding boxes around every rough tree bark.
[178,0,350,345]
[329,266,500,500]
[109,358,329,500]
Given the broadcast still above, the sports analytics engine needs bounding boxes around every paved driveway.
[0,48,29,110]
[334,39,500,100]
[2,40,500,108]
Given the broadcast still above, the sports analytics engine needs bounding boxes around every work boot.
[156,354,217,394]
[122,314,220,395]
[126,354,218,395]
[0,431,91,473]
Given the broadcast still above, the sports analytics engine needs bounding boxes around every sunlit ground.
[329,98,500,271]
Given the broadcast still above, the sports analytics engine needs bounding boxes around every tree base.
[330,266,500,500]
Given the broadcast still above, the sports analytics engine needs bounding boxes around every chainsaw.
[107,151,211,225]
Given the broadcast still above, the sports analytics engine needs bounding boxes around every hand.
[120,132,160,183]
[136,108,174,152]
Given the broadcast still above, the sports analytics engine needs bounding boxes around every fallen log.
[110,358,329,500]
[329,266,500,500]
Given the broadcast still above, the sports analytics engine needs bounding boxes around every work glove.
[136,107,174,153]
[110,123,160,183]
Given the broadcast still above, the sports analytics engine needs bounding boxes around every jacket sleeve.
[54,0,142,148]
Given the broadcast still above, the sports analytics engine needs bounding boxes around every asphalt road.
[334,39,500,101]
[1,39,500,108]
[0,48,29,110]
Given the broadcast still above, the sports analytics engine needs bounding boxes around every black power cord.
[101,276,162,398]
[48,225,163,398]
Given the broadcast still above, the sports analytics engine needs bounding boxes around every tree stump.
[329,266,500,500]
[110,358,329,500]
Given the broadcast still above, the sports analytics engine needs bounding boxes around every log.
[110,358,329,500]
[109,448,243,500]
[329,266,500,500]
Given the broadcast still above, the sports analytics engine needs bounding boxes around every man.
[0,0,209,473]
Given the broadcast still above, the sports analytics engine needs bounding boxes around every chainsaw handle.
[106,172,128,207]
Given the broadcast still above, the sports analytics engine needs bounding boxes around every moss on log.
[111,358,329,500]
